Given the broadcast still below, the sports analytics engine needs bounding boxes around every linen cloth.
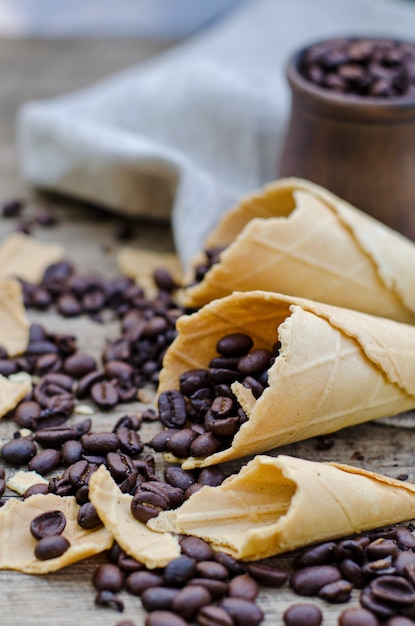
[17,0,415,267]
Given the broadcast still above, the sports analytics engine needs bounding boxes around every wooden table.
[0,37,414,626]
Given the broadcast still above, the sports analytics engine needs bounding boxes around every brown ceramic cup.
[278,37,415,240]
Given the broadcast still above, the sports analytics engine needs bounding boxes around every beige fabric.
[150,455,415,560]
[158,290,415,468]
[181,178,415,324]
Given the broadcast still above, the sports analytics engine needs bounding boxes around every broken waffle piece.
[0,372,32,419]
[0,493,112,574]
[158,290,415,468]
[88,465,180,569]
[0,278,30,355]
[117,247,183,297]
[0,232,64,283]
[149,455,415,561]
[181,178,415,324]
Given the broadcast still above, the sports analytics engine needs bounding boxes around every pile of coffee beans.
[30,510,70,560]
[149,332,279,460]
[299,37,415,98]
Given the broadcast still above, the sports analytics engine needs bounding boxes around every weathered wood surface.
[0,37,414,626]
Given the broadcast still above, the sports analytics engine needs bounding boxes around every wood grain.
[0,37,413,626]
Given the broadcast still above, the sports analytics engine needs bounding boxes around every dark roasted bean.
[163,555,197,587]
[283,603,323,626]
[34,534,70,560]
[362,556,396,578]
[94,590,124,612]
[130,488,168,523]
[81,432,120,454]
[167,429,199,458]
[318,578,353,603]
[24,483,49,498]
[339,607,379,626]
[180,370,212,397]
[90,380,118,410]
[198,467,226,487]
[117,553,144,573]
[63,354,97,378]
[294,541,336,568]
[148,428,180,452]
[228,575,258,600]
[171,585,212,620]
[57,293,82,317]
[214,552,245,576]
[241,377,264,398]
[370,574,415,605]
[196,561,229,581]
[93,563,124,592]
[77,502,102,529]
[208,368,239,385]
[216,334,253,357]
[396,527,415,550]
[35,353,62,375]
[180,537,215,562]
[190,432,222,457]
[237,349,273,376]
[75,485,90,505]
[117,427,143,456]
[164,466,198,492]
[141,587,180,612]
[366,539,399,561]
[68,460,97,488]
[76,370,104,399]
[339,558,366,588]
[219,597,264,626]
[0,359,18,376]
[385,617,415,626]
[145,611,188,626]
[197,605,235,626]
[158,390,187,428]
[290,565,341,595]
[1,437,37,466]
[246,562,288,587]
[30,510,66,539]
[189,578,229,600]
[360,588,397,620]
[34,426,78,448]
[13,401,41,428]
[205,414,240,438]
[126,570,163,596]
[28,448,61,475]
[61,440,83,465]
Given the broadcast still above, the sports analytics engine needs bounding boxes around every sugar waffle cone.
[158,291,415,468]
[181,178,415,324]
[149,455,415,561]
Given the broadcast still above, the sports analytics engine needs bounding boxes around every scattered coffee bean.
[219,597,264,626]
[30,510,66,540]
[145,611,188,626]
[171,584,212,621]
[339,607,380,626]
[1,437,37,466]
[34,534,70,560]
[283,603,323,626]
[93,563,124,592]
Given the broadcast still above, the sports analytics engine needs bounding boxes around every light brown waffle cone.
[181,178,415,323]
[158,291,415,468]
[149,455,415,561]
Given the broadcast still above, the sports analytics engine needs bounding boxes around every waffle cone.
[149,455,415,561]
[158,291,415,468]
[181,178,415,323]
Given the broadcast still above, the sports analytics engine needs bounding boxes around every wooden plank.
[0,37,414,626]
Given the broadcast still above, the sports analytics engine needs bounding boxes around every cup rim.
[287,36,415,115]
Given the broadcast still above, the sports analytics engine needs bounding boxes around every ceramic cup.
[278,37,415,240]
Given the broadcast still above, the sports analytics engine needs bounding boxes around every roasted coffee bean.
[81,432,120,454]
[153,268,177,292]
[104,360,134,382]
[246,563,288,587]
[370,574,415,605]
[214,552,245,577]
[126,570,163,596]
[211,396,234,417]
[205,414,240,438]
[360,588,397,620]
[28,448,61,475]
[362,556,396,578]
[185,484,204,498]
[180,370,212,397]
[13,401,41,428]
[163,555,197,587]
[180,537,215,562]
[75,485,90,505]
[339,607,379,626]
[57,293,82,317]
[106,452,136,483]
[318,578,353,602]
[34,426,79,448]
[61,439,83,465]
[216,334,254,357]
[241,377,264,399]
[237,349,273,376]
[68,460,97,488]
[167,428,199,458]
[90,380,119,410]
[219,597,264,626]
[148,428,180,452]
[77,502,102,529]
[208,368,239,385]
[117,553,144,573]
[164,466,198,492]
[30,510,66,539]
[171,584,212,620]
[76,370,104,399]
[130,488,168,523]
[35,353,62,375]
[94,590,124,612]
[196,604,235,626]
[82,288,105,313]
[117,427,143,456]
[1,437,37,466]
[385,617,415,626]
[283,603,323,626]
[0,359,18,376]
[93,563,124,592]
[158,390,187,428]
[141,587,180,612]
[143,316,168,338]
[26,340,59,356]
[339,558,366,588]
[145,611,188,626]
[190,432,222,457]
[24,483,49,498]
[290,565,341,595]
[197,467,226,488]
[396,527,415,550]
[31,407,68,430]
[228,574,258,600]
[189,578,229,600]
[196,561,229,581]
[34,534,70,560]
[63,353,97,378]
[366,539,399,561]
[294,541,336,568]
